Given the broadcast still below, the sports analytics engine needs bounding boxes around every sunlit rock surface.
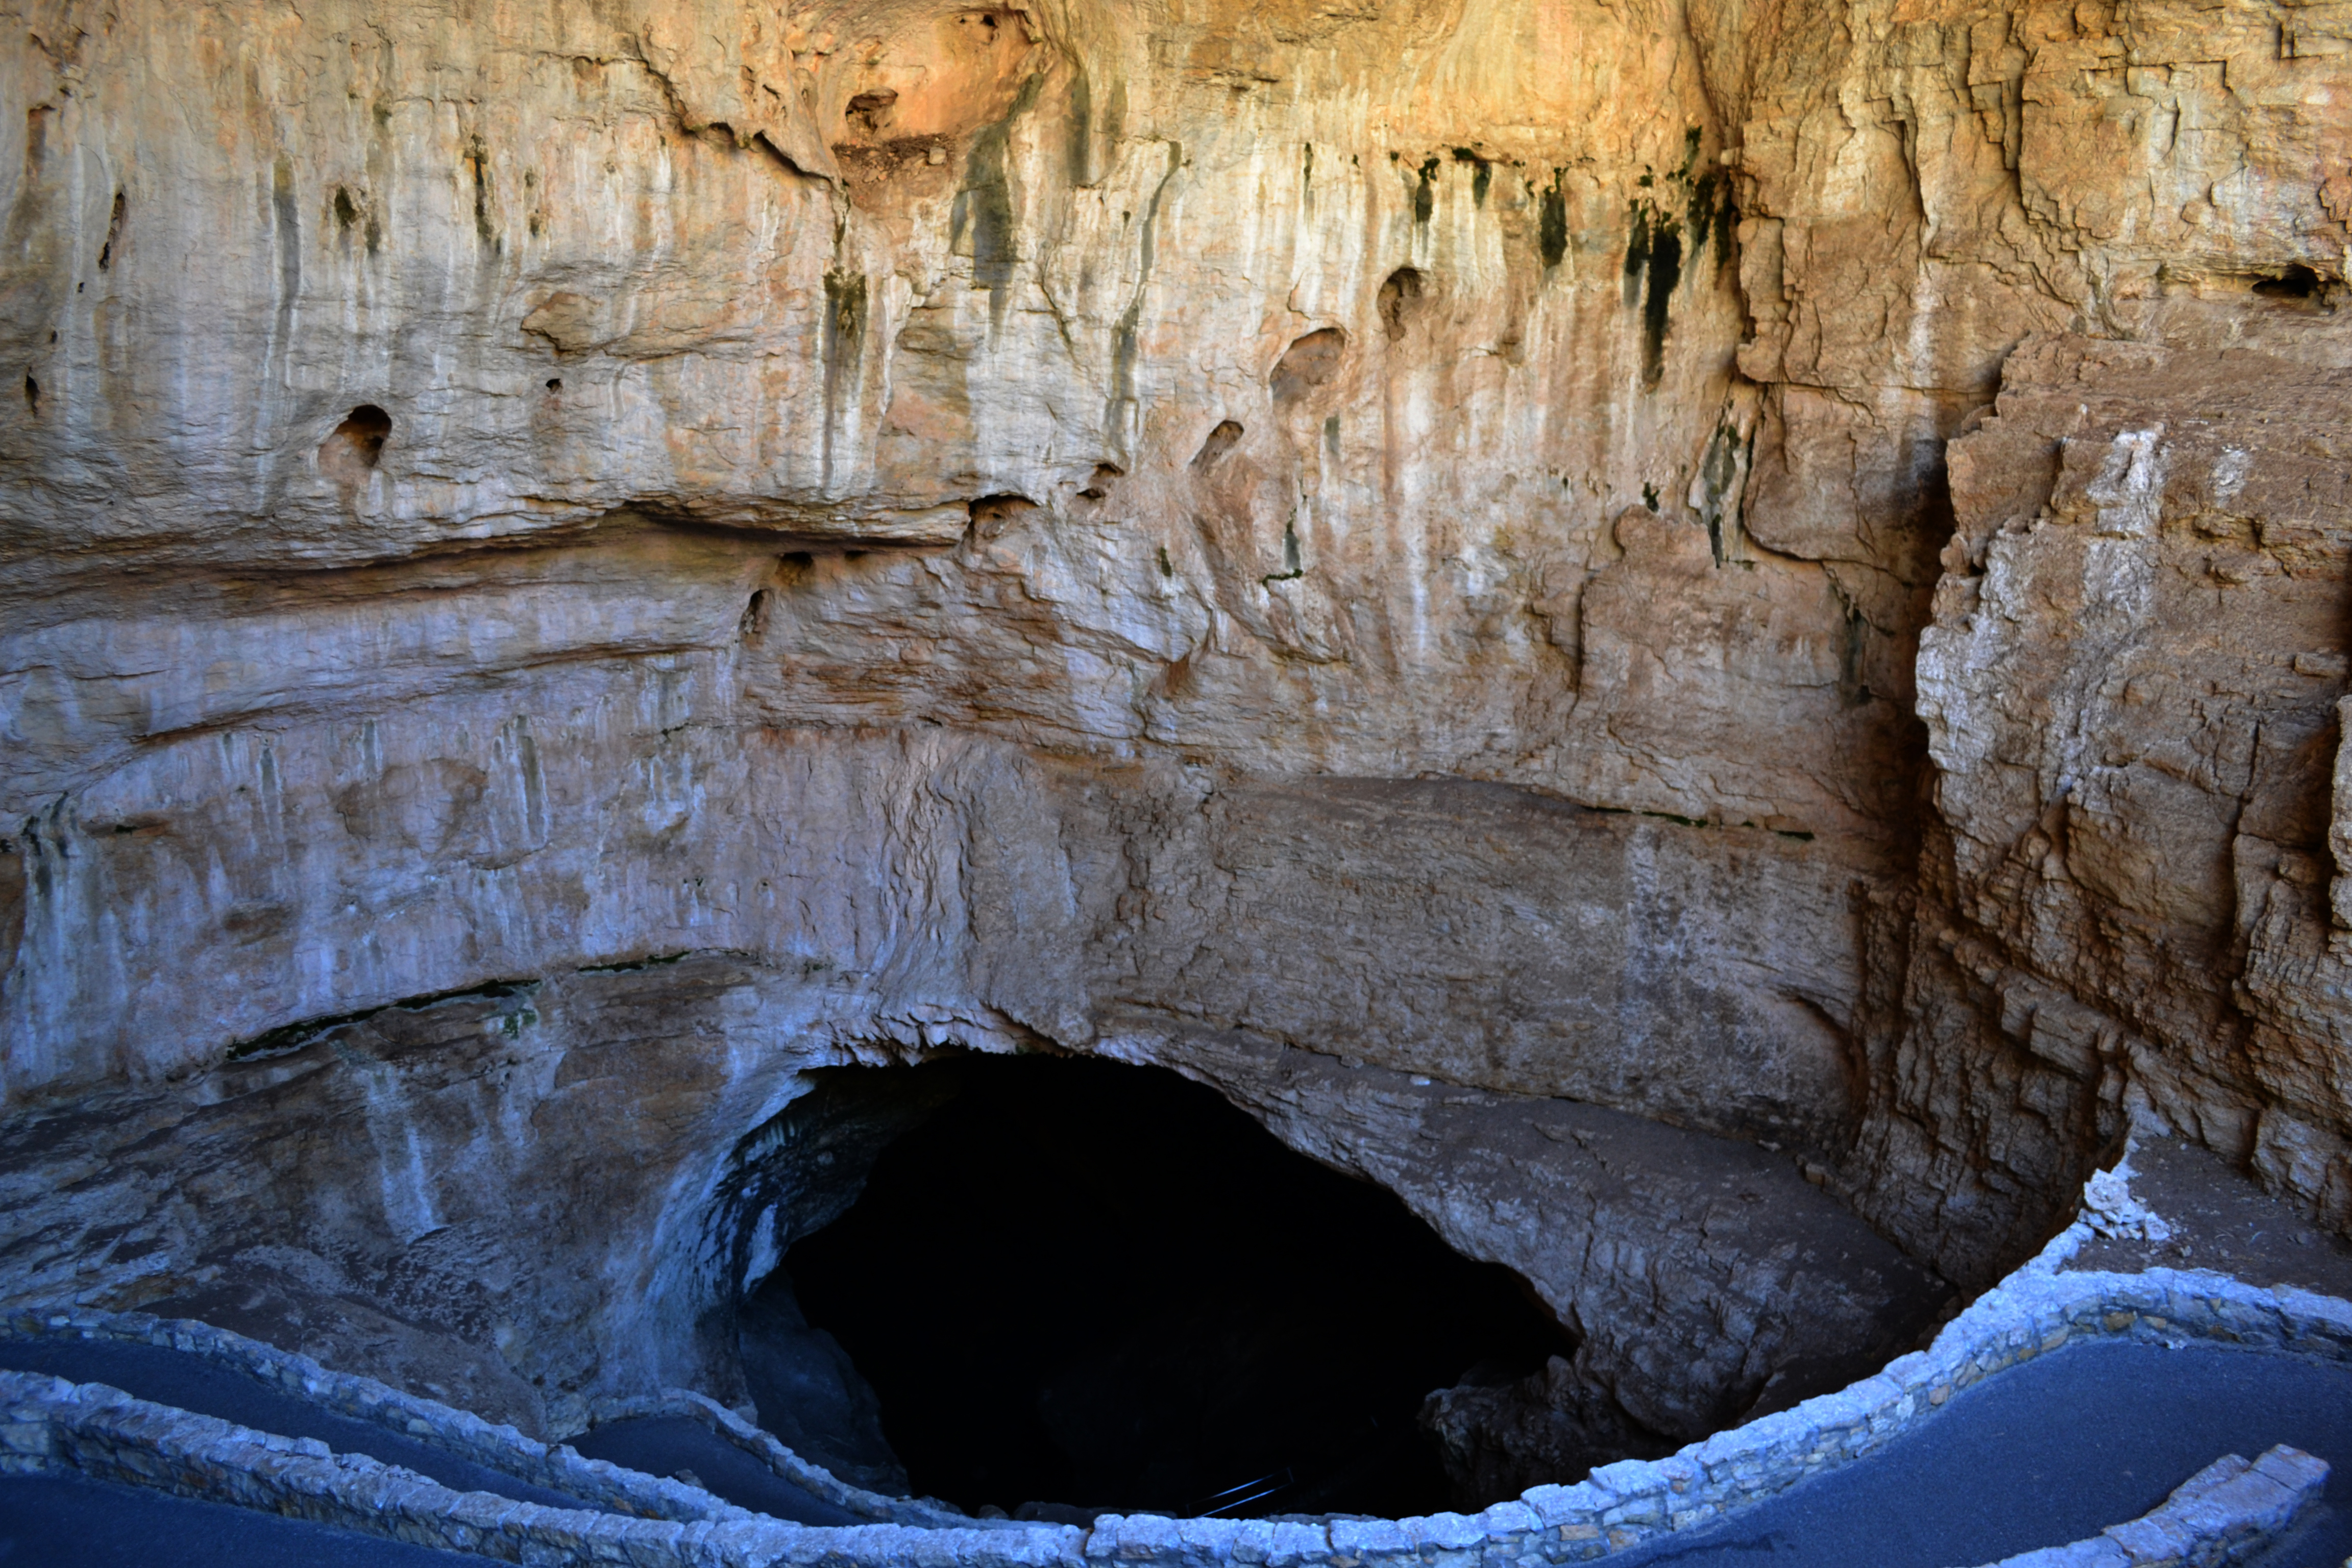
[3,0,2351,1500]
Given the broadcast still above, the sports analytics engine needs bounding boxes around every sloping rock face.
[2,0,2350,1500]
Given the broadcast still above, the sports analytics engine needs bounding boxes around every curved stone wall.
[7,1250,2350,1564]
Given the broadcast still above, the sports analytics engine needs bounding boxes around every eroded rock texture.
[2,0,2350,1506]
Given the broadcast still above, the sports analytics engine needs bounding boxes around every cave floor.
[1601,1338,2352,1568]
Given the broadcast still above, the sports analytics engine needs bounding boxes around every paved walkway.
[7,1333,2352,1565]
[0,1469,475,1565]
[0,1338,595,1509]
[0,1336,874,1550]
[1607,1338,2352,1568]
[570,1413,868,1525]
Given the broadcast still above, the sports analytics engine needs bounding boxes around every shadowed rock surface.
[735,1285,911,1500]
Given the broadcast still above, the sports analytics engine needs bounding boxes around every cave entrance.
[744,1054,1572,1522]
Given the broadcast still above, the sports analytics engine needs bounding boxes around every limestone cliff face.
[2,0,2350,1482]
[1896,336,2352,1258]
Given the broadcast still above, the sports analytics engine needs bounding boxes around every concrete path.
[570,1413,870,1525]
[1607,1338,2352,1568]
[8,1331,2352,1566]
[0,1469,475,1565]
[0,1337,879,1543]
[0,1338,596,1509]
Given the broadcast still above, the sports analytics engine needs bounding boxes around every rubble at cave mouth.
[746,1055,1576,1521]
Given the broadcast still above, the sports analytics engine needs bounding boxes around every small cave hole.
[968,493,1040,543]
[2253,263,2321,299]
[318,404,392,488]
[545,377,562,391]
[1191,420,1244,471]
[749,1056,1573,1522]
[739,589,770,641]
[23,375,38,413]
[1377,267,1426,342]
[1078,462,1124,501]
[97,189,125,270]
[332,405,390,464]
[845,89,900,138]
[1270,328,1347,401]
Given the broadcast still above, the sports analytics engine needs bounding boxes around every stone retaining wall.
[7,1258,2352,1566]
[1974,1444,2326,1568]
[1423,1266,2351,1565]
[0,1368,1082,1567]
[0,1307,763,1526]
[593,1387,983,1528]
[0,1304,987,1531]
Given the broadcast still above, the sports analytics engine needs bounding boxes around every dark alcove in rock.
[749,1054,1573,1522]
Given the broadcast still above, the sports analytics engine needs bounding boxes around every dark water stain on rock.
[821,270,868,489]
[1453,148,1490,207]
[1413,154,1441,225]
[1623,201,1682,388]
[1105,141,1184,460]
[950,74,1045,330]
[1538,169,1569,271]
[1066,67,1091,187]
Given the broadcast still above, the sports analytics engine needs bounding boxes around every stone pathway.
[0,1338,597,1512]
[1600,1340,2352,1568]
[0,1468,475,1565]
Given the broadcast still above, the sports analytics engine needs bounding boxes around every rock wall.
[1876,334,2352,1276]
[3,0,2352,1483]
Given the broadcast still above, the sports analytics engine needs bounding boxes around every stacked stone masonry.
[1977,1447,2327,1568]
[0,1306,970,1529]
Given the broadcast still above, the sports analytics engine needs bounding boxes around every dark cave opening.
[747,1054,1573,1522]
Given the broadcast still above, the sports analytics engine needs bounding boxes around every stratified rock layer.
[4,0,2351,1500]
